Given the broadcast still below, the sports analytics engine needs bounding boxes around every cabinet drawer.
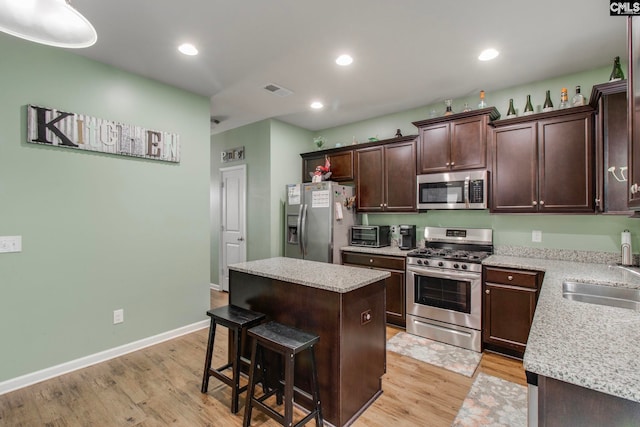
[484,267,541,289]
[342,252,405,271]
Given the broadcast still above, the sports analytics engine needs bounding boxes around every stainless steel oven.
[405,227,492,352]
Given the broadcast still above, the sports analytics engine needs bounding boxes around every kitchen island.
[228,257,390,427]
[484,254,640,426]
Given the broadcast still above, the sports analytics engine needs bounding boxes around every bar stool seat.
[243,321,323,427]
[201,305,266,414]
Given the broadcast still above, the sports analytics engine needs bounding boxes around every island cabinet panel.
[301,150,354,183]
[482,266,543,358]
[342,252,406,327]
[413,107,499,174]
[229,270,386,427]
[490,106,594,213]
[355,137,416,212]
[538,375,640,426]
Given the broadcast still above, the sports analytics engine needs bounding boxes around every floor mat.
[386,332,482,377]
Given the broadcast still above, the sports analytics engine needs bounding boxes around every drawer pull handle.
[369,259,374,263]
[485,289,490,294]
[507,275,513,281]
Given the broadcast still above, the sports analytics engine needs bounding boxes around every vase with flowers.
[313,136,326,150]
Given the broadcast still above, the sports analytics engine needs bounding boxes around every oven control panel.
[406,256,482,273]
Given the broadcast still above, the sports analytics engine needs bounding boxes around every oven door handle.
[407,267,480,282]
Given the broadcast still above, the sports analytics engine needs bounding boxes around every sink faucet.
[609,263,640,278]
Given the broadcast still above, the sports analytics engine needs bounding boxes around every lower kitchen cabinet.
[482,266,543,358]
[342,251,406,327]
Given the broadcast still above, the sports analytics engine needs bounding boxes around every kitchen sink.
[562,281,640,310]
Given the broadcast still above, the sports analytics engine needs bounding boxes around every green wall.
[210,120,308,284]
[0,34,211,382]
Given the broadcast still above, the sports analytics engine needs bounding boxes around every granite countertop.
[341,245,413,257]
[228,257,390,293]
[484,255,640,403]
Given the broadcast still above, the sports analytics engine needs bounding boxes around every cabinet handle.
[445,162,450,166]
[485,289,490,294]
[540,200,545,206]
[632,183,639,194]
[507,275,513,281]
[380,204,384,207]
[369,259,374,263]
[532,201,538,206]
[450,162,455,166]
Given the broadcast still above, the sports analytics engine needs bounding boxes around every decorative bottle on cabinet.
[444,99,453,116]
[506,99,517,118]
[609,56,625,81]
[478,90,487,109]
[542,90,554,112]
[571,85,585,106]
[523,95,534,116]
[558,88,569,109]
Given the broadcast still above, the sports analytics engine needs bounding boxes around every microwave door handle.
[297,204,304,254]
[464,177,470,208]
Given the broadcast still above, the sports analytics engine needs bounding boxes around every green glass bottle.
[506,99,517,118]
[609,56,625,81]
[543,90,553,112]
[523,95,534,116]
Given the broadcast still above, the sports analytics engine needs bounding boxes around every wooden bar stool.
[243,321,323,427]
[201,305,266,414]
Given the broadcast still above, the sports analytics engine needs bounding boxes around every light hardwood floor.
[0,290,525,426]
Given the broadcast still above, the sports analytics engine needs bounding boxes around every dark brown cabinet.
[413,107,499,174]
[482,266,543,358]
[355,136,416,212]
[590,80,630,214]
[490,106,595,213]
[301,149,354,183]
[342,251,406,327]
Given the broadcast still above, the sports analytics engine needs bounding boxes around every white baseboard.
[0,319,210,396]
[210,282,222,291]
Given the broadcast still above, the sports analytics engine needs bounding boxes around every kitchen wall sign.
[221,146,244,163]
[27,105,180,163]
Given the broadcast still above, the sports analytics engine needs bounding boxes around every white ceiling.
[70,0,627,134]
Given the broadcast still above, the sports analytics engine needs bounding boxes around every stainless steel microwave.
[417,170,488,210]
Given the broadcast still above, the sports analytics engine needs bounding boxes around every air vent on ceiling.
[263,83,293,97]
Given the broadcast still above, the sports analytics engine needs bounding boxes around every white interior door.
[219,165,246,292]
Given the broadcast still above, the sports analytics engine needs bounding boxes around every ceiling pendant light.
[0,0,97,48]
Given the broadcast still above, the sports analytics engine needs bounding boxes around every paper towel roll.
[622,230,632,266]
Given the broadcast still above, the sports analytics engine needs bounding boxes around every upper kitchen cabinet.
[590,80,630,214]
[300,148,354,183]
[490,106,595,213]
[412,107,500,174]
[355,136,417,212]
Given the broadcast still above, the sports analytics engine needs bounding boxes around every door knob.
[237,237,245,241]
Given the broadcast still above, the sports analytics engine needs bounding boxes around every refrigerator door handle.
[297,204,304,254]
[301,204,309,256]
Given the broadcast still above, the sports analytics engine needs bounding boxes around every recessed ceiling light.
[178,43,198,56]
[336,54,353,66]
[478,48,499,61]
[310,101,324,109]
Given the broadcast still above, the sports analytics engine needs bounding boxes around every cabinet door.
[538,113,594,212]
[491,123,538,213]
[302,151,354,183]
[417,123,450,173]
[355,146,385,212]
[385,270,406,327]
[384,141,417,211]
[603,92,630,213]
[483,283,537,357]
[450,115,487,171]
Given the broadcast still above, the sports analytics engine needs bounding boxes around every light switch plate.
[0,236,22,253]
[532,230,542,243]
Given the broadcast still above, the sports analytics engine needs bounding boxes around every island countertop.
[228,257,390,293]
[483,255,640,403]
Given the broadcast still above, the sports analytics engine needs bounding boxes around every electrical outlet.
[360,309,372,325]
[0,236,22,253]
[113,309,124,324]
[532,230,542,243]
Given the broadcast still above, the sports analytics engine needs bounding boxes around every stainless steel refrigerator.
[285,181,355,263]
